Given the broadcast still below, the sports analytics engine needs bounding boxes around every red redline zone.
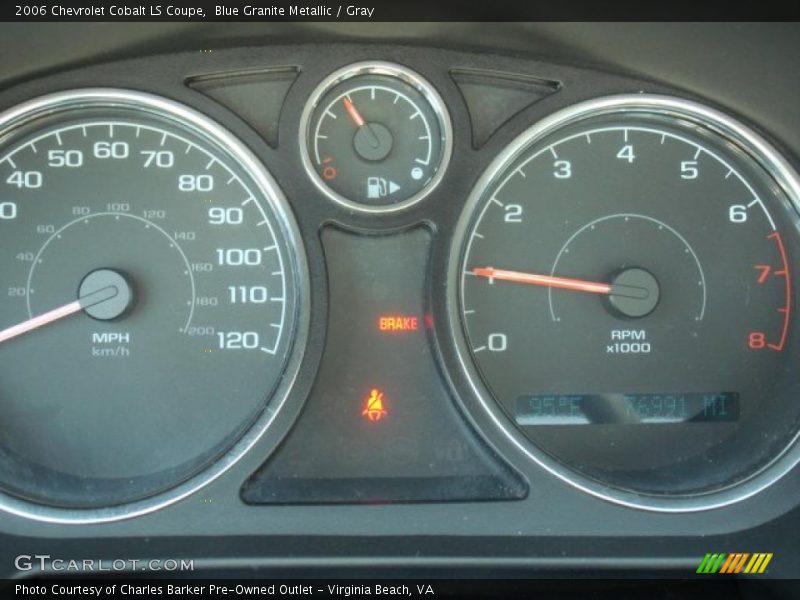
[766,231,792,351]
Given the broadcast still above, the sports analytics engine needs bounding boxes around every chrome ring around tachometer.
[448,94,800,512]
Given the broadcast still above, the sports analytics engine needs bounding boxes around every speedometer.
[0,90,307,520]
[451,95,800,510]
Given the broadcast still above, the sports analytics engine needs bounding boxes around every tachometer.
[451,95,800,509]
[0,90,307,520]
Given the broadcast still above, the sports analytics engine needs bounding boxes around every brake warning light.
[362,388,388,421]
[378,315,419,332]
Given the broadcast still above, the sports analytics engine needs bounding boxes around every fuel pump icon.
[367,177,401,199]
[367,177,387,199]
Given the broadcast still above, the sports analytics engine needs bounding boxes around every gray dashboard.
[0,23,798,584]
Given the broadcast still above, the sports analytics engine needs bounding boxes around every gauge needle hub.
[472,267,650,300]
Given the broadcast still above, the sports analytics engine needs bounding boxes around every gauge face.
[0,90,306,514]
[300,62,451,212]
[453,96,800,506]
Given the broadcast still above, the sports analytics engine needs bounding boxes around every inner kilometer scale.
[301,62,451,212]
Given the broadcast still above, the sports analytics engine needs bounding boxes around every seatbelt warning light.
[362,388,388,421]
[378,315,419,332]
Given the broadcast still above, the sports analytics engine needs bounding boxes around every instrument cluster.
[0,45,798,532]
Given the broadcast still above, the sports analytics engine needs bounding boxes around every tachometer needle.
[343,96,366,128]
[0,285,119,345]
[473,267,611,294]
[472,267,649,300]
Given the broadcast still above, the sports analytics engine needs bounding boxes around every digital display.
[515,393,740,425]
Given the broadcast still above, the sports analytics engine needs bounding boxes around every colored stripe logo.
[696,553,773,574]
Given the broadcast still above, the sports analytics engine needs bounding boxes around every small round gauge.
[450,95,800,510]
[300,61,452,212]
[0,90,308,521]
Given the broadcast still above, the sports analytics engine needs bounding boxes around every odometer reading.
[515,392,740,425]
[454,96,800,505]
[0,91,304,513]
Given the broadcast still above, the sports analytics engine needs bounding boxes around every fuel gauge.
[300,62,452,212]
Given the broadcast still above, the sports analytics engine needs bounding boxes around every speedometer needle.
[0,285,118,345]
[472,267,649,300]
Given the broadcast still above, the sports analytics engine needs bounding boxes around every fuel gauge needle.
[0,285,118,345]
[472,267,649,300]
[342,96,366,128]
[342,96,381,148]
